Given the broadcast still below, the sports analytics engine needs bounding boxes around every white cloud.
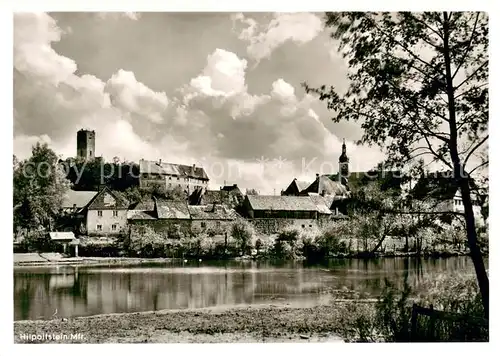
[13,13,385,195]
[271,78,296,100]
[188,48,248,99]
[233,12,324,62]
[13,13,172,161]
[105,69,169,123]
[14,13,77,85]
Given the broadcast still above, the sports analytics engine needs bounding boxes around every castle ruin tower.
[77,129,95,160]
[338,138,349,180]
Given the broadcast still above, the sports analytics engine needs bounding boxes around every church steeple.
[338,138,349,180]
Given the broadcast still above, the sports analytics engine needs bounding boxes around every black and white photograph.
[6,4,492,347]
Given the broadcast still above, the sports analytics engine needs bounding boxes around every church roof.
[302,175,349,196]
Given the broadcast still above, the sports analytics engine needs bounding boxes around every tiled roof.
[303,175,349,196]
[283,179,310,195]
[220,184,243,195]
[62,190,97,209]
[201,189,243,206]
[127,210,157,220]
[155,199,191,219]
[129,198,155,211]
[49,232,75,241]
[86,187,129,210]
[295,180,310,192]
[139,159,209,180]
[188,204,238,220]
[308,194,333,215]
[246,195,319,212]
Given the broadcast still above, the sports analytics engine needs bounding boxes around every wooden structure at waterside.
[410,303,488,342]
[48,232,80,257]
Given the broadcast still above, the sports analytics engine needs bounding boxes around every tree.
[165,185,187,201]
[304,12,488,317]
[13,143,71,232]
[231,220,254,255]
[246,188,259,196]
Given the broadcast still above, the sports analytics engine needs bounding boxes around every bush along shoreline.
[24,219,486,262]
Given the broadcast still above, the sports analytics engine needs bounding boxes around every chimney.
[316,173,319,179]
[233,184,237,187]
[158,158,162,166]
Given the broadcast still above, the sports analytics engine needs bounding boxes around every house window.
[90,150,92,157]
[97,225,102,231]
[302,225,305,228]
[201,222,206,228]
[112,224,117,231]
[113,210,118,217]
[169,176,172,180]
[177,177,180,181]
[97,210,103,217]
[309,225,312,228]
[216,221,221,228]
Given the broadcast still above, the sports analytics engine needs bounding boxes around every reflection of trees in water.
[14,257,477,320]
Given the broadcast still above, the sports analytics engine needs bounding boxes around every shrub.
[231,220,255,255]
[348,275,487,342]
[273,228,303,259]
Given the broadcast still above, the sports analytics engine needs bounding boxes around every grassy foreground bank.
[14,303,381,343]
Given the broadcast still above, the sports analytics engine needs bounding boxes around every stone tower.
[338,138,349,179]
[77,129,95,160]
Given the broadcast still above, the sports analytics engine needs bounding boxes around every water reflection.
[14,257,480,320]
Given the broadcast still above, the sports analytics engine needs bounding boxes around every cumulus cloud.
[105,69,169,123]
[186,48,248,100]
[233,12,324,63]
[13,13,384,194]
[13,12,173,163]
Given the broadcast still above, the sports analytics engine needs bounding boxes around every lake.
[14,257,479,320]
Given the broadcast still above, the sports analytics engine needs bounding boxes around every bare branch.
[452,12,480,80]
[467,160,489,175]
[386,79,451,128]
[454,61,488,91]
[368,17,443,77]
[407,13,444,40]
[463,135,488,166]
[454,82,488,100]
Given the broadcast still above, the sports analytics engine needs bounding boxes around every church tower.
[338,138,349,179]
[77,129,95,160]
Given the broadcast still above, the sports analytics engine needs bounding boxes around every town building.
[188,204,240,234]
[198,184,244,207]
[139,159,209,195]
[128,197,239,237]
[83,187,129,236]
[410,171,486,226]
[242,195,332,233]
[61,190,97,215]
[282,179,310,196]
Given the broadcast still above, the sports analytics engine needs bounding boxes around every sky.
[13,12,388,194]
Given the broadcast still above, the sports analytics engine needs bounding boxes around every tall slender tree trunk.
[443,12,489,318]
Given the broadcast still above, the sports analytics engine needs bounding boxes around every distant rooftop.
[139,159,209,180]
